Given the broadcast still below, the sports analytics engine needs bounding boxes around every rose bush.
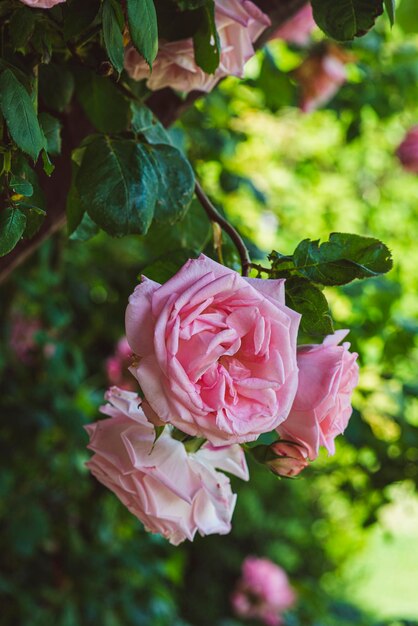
[126,255,300,446]
[85,387,249,545]
[232,556,296,626]
[124,0,270,92]
[277,330,359,460]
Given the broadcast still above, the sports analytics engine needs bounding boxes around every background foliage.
[2,2,418,625]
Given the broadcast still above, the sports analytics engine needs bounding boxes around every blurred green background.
[2,5,418,626]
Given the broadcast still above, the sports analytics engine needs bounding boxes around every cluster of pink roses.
[232,557,296,626]
[86,255,359,545]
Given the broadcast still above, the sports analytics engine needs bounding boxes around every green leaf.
[69,212,100,242]
[39,113,62,155]
[126,0,158,68]
[311,0,384,40]
[75,68,131,133]
[293,233,393,286]
[193,1,220,74]
[39,64,74,112]
[384,0,395,25]
[102,0,125,74]
[147,143,195,223]
[9,8,36,51]
[131,103,172,145]
[0,207,27,256]
[396,0,418,33]
[10,176,33,197]
[66,161,85,235]
[285,277,334,338]
[0,69,45,161]
[76,136,158,236]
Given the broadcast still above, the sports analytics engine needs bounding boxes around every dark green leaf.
[131,103,172,144]
[102,0,125,74]
[0,207,27,256]
[293,233,393,286]
[76,136,157,236]
[39,64,74,112]
[69,212,100,242]
[41,150,55,176]
[75,68,131,133]
[193,1,220,74]
[0,69,45,161]
[39,113,62,155]
[9,8,36,51]
[147,143,195,223]
[127,0,158,68]
[66,161,85,235]
[10,176,33,197]
[384,0,395,25]
[311,0,384,40]
[285,277,334,337]
[63,0,101,40]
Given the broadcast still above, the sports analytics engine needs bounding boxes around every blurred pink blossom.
[106,337,137,392]
[232,557,296,626]
[396,126,418,173]
[85,387,249,545]
[9,313,42,364]
[20,0,66,7]
[295,44,352,112]
[272,4,316,46]
[124,0,270,92]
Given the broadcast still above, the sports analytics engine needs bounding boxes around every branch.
[195,180,251,277]
[0,0,308,284]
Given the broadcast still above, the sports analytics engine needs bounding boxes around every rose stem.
[195,180,251,277]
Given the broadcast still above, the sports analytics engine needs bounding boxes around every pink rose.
[106,337,137,392]
[85,387,249,545]
[232,557,296,626]
[267,441,309,477]
[124,0,270,92]
[277,330,359,460]
[20,0,66,7]
[396,126,418,173]
[126,255,300,446]
[295,44,351,113]
[272,4,316,46]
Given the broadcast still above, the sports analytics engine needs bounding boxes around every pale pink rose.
[124,0,270,92]
[267,441,309,477]
[295,44,352,112]
[125,255,300,446]
[106,337,137,392]
[85,387,249,545]
[20,0,66,7]
[396,126,418,173]
[232,557,296,626]
[272,4,316,45]
[278,330,359,460]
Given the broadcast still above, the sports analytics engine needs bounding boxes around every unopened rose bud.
[267,442,309,478]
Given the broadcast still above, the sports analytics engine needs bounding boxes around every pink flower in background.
[277,330,359,460]
[126,255,300,446]
[396,126,418,173]
[295,44,352,112]
[20,0,66,7]
[85,387,249,545]
[232,557,296,626]
[267,441,309,477]
[106,337,137,392]
[9,312,42,364]
[124,0,270,92]
[272,4,316,46]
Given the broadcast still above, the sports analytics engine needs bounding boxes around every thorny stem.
[194,180,251,277]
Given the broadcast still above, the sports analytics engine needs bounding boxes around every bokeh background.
[2,3,418,625]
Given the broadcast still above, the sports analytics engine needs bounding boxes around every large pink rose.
[20,0,66,7]
[126,255,300,446]
[396,126,418,173]
[272,4,316,46]
[85,387,249,545]
[232,557,296,626]
[124,0,270,92]
[277,330,359,460]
